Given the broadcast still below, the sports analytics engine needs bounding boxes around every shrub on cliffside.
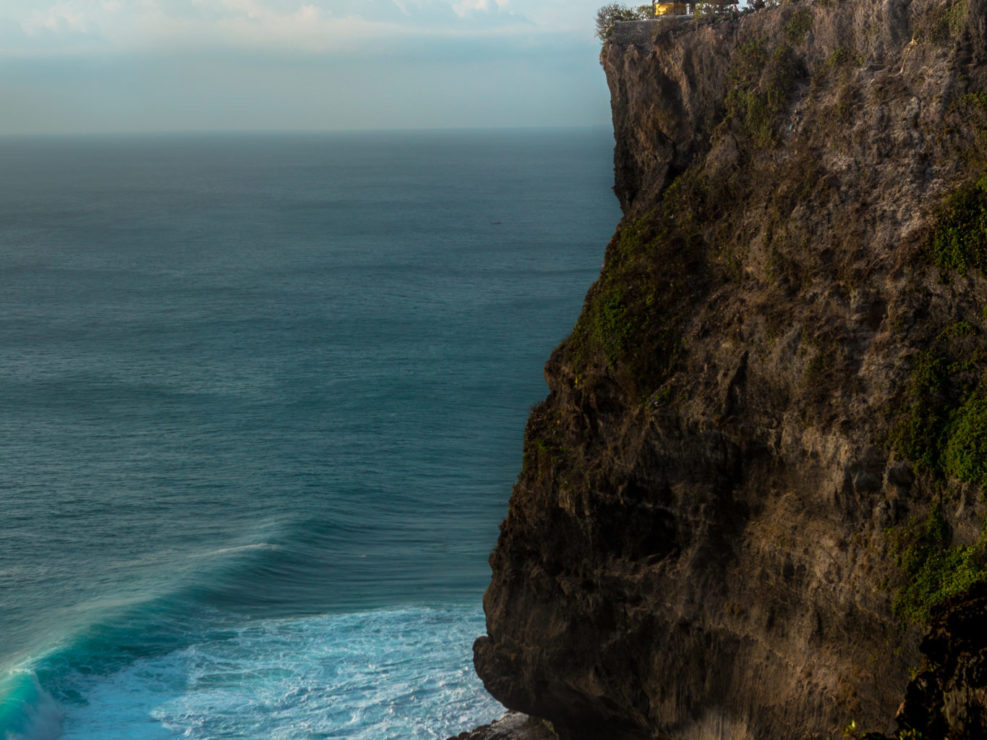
[595,3,646,40]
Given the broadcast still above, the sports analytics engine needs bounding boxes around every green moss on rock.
[565,174,708,398]
[891,350,952,475]
[784,8,814,45]
[891,322,987,487]
[890,321,987,623]
[892,506,987,624]
[943,393,987,490]
[724,40,801,148]
[929,174,987,273]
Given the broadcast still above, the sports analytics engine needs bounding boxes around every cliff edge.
[473,0,987,737]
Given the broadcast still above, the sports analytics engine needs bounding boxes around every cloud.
[450,0,510,18]
[21,1,90,36]
[0,0,612,134]
[1,0,605,58]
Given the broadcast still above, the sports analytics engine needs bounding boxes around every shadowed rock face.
[888,582,987,739]
[473,1,987,738]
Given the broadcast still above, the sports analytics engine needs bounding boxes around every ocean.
[0,129,620,739]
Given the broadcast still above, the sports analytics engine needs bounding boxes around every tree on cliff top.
[595,3,648,40]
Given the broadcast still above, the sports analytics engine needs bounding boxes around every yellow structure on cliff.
[653,0,735,15]
[654,1,688,15]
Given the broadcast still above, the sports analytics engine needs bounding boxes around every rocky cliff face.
[473,0,987,738]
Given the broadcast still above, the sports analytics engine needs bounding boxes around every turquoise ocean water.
[0,129,620,738]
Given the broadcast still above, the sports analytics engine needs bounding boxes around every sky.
[0,0,615,134]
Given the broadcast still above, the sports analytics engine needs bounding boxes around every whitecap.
[55,604,501,740]
[191,543,283,558]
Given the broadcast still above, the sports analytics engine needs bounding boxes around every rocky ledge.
[448,712,558,740]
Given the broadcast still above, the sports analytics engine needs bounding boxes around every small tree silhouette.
[595,3,646,40]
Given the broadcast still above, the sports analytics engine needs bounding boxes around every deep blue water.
[0,129,619,739]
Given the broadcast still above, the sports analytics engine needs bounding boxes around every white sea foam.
[56,605,501,739]
[192,542,282,558]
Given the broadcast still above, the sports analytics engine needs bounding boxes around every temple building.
[653,0,736,16]
[654,1,688,14]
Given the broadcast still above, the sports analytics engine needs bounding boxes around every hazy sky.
[0,0,614,134]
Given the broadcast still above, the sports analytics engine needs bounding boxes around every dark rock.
[447,712,558,740]
[894,584,987,739]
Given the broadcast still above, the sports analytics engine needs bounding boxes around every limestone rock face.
[473,1,987,738]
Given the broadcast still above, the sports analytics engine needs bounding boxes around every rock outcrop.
[892,582,987,738]
[473,0,987,737]
[449,712,558,740]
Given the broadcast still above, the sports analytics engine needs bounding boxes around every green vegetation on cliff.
[595,3,652,40]
[889,176,987,623]
[928,173,987,274]
[895,169,987,483]
[566,180,707,397]
[724,38,800,147]
[891,505,987,624]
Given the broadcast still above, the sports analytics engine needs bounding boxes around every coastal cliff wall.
[473,0,987,737]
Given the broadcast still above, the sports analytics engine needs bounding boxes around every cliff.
[472,0,987,737]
